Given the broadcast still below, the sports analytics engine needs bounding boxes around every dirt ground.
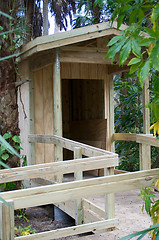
[14,189,154,239]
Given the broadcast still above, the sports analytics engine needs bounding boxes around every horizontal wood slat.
[0,155,118,184]
[0,168,158,210]
[15,219,119,240]
[28,134,116,157]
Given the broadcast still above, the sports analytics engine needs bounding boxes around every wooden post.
[140,77,151,170]
[0,200,14,240]
[109,74,115,152]
[53,48,63,183]
[74,147,83,225]
[29,70,35,165]
[104,167,115,220]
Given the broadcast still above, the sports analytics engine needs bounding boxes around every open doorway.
[62,78,107,156]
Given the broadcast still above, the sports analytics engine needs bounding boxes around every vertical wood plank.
[34,69,45,164]
[53,49,63,182]
[139,143,151,170]
[104,167,115,220]
[140,77,151,170]
[43,65,54,163]
[0,201,2,240]
[0,200,14,240]
[29,71,35,165]
[74,147,83,225]
[108,74,115,152]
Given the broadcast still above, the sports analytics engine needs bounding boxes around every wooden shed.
[17,21,129,167]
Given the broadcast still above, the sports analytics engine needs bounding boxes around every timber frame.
[8,21,158,239]
[0,135,158,239]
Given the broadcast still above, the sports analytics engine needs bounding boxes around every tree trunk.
[43,0,48,35]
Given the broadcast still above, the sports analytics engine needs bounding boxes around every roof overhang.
[17,21,127,62]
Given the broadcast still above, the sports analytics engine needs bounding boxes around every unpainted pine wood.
[53,49,63,182]
[28,134,115,156]
[139,143,151,170]
[0,200,14,240]
[0,155,118,184]
[104,167,115,220]
[7,174,155,210]
[136,134,159,147]
[34,69,45,164]
[70,119,107,149]
[43,65,54,163]
[15,219,119,240]
[29,71,35,165]
[108,74,115,152]
[113,133,137,141]
[141,77,151,169]
[74,147,83,225]
[1,168,158,207]
[83,199,105,219]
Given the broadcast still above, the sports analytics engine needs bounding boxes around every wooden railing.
[0,134,118,240]
[113,133,159,170]
[0,134,158,239]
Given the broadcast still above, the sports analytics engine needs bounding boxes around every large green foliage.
[97,0,159,125]
[114,72,143,171]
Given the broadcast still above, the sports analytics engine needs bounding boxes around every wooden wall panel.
[34,65,54,164]
[34,69,45,164]
[43,65,54,163]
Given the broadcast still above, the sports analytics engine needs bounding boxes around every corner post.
[140,77,151,170]
[0,200,14,240]
[74,147,83,225]
[53,48,63,183]
[104,167,115,220]
[108,74,115,152]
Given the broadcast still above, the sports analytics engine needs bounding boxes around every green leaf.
[3,132,11,140]
[139,38,155,47]
[119,40,132,66]
[138,8,145,22]
[117,14,125,29]
[144,27,157,38]
[14,144,23,150]
[12,136,21,144]
[149,41,159,71]
[132,39,141,57]
[128,57,141,66]
[1,154,9,161]
[137,60,150,88]
[107,35,122,47]
[0,10,14,20]
[0,159,10,170]
[0,134,22,159]
[105,38,127,60]
[130,62,140,74]
[129,8,138,24]
[151,3,159,23]
[119,224,159,240]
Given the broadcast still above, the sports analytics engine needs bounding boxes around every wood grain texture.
[34,69,45,164]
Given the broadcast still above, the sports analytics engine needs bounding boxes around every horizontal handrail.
[0,168,158,210]
[0,154,118,184]
[28,134,117,157]
[113,133,159,147]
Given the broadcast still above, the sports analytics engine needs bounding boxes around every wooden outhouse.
[17,22,128,166]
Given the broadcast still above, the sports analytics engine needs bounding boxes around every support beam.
[140,77,151,170]
[108,74,115,152]
[74,147,83,225]
[0,200,14,240]
[53,49,63,182]
[105,167,115,220]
